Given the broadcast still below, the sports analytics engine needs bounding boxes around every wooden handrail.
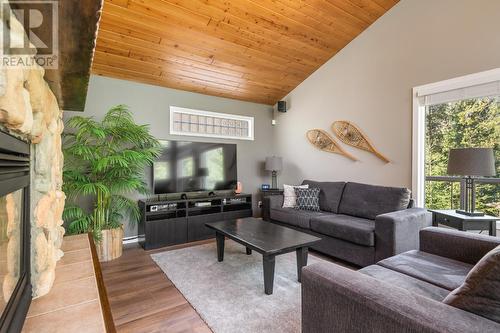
[88,234,117,333]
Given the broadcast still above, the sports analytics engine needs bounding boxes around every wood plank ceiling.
[92,0,399,105]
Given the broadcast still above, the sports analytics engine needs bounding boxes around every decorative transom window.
[169,106,254,141]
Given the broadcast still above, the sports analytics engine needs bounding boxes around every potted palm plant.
[62,105,160,261]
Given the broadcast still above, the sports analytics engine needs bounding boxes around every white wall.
[273,0,500,189]
[65,75,273,237]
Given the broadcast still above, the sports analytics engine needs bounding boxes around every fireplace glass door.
[0,130,31,333]
[0,189,23,315]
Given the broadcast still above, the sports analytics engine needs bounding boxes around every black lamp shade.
[447,148,495,177]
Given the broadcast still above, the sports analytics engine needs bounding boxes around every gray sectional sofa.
[302,227,500,333]
[262,180,431,266]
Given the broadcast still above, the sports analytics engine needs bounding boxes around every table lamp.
[265,156,283,189]
[447,148,496,216]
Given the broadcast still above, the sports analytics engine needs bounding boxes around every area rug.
[151,240,326,333]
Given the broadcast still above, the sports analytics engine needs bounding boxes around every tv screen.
[152,140,237,194]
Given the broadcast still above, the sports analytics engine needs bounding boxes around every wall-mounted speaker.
[277,100,286,113]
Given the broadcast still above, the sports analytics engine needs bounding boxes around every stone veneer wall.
[0,5,65,298]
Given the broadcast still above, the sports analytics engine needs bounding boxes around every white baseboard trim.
[123,236,139,244]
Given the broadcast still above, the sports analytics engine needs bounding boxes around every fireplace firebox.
[0,130,31,333]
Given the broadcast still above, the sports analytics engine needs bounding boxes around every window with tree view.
[425,96,499,216]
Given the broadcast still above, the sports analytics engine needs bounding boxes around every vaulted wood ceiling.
[92,0,398,105]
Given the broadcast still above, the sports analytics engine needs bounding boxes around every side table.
[429,209,499,236]
[259,188,283,221]
[260,188,284,196]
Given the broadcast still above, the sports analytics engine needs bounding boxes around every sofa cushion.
[282,184,308,208]
[378,250,473,291]
[310,214,375,246]
[338,182,411,220]
[360,264,450,301]
[295,187,321,211]
[270,207,328,229]
[301,180,346,213]
[443,245,500,323]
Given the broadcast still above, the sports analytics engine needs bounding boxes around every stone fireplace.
[0,2,65,331]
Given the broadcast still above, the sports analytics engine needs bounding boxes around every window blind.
[418,80,500,106]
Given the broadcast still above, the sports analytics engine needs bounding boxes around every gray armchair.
[302,227,500,333]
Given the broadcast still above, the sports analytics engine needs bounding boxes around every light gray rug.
[151,240,326,333]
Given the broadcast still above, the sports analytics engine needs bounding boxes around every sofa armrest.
[262,195,283,221]
[375,208,431,262]
[420,227,500,265]
[302,262,500,333]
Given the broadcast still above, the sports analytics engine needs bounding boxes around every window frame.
[169,106,255,141]
[411,68,500,207]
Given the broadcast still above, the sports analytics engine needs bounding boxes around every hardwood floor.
[100,241,213,333]
[101,240,356,333]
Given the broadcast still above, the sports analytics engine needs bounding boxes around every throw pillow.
[282,184,309,208]
[294,187,321,212]
[443,245,500,323]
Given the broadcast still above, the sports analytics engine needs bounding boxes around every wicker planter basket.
[96,226,124,262]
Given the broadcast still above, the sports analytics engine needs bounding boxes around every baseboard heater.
[122,236,139,244]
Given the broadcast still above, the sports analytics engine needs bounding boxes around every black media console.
[138,194,253,250]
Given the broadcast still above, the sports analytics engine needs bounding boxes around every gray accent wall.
[64,75,273,237]
[273,0,500,189]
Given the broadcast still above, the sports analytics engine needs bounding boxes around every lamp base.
[271,171,278,190]
[455,209,485,217]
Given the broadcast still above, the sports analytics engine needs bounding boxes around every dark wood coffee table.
[205,217,321,295]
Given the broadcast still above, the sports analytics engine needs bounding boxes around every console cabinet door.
[187,214,219,242]
[145,218,187,249]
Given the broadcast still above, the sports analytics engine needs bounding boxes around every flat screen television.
[152,140,237,194]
